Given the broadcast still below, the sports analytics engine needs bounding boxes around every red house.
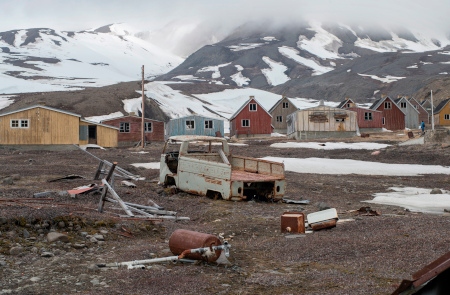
[101,115,165,146]
[229,96,273,138]
[369,96,405,130]
[338,98,382,131]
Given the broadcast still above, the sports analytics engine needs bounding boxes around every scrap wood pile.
[95,161,189,221]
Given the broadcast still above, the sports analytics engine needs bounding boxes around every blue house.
[166,115,225,138]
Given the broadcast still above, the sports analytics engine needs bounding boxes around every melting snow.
[297,22,343,59]
[0,95,15,110]
[227,43,265,51]
[358,74,405,83]
[231,65,250,86]
[263,157,450,176]
[270,142,390,150]
[261,56,290,86]
[279,46,334,76]
[364,187,450,214]
[197,63,231,79]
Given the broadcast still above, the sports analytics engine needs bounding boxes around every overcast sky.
[0,0,448,35]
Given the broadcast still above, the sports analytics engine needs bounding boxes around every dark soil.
[1,136,450,295]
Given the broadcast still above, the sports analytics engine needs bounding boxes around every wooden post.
[98,162,117,213]
[94,160,104,180]
[141,65,145,148]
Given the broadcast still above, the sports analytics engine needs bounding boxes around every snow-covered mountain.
[158,21,450,101]
[0,23,184,94]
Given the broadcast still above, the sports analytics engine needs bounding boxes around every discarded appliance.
[391,250,450,295]
[281,212,305,233]
[307,208,338,231]
[97,230,231,269]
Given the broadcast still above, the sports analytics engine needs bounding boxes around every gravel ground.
[1,134,450,295]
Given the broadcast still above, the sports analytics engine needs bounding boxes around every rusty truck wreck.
[159,135,286,201]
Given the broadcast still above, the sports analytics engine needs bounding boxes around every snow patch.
[261,56,290,86]
[365,187,450,214]
[358,73,405,83]
[270,142,390,150]
[279,46,333,76]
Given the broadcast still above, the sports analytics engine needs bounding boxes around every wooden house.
[394,97,419,129]
[408,97,430,125]
[166,115,224,138]
[369,96,405,130]
[0,105,118,147]
[433,98,450,126]
[101,115,165,146]
[230,96,273,138]
[338,99,382,131]
[286,102,358,139]
[420,99,433,123]
[269,96,300,134]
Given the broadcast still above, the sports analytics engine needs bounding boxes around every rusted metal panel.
[281,212,305,233]
[310,219,337,231]
[392,251,450,295]
[168,229,222,262]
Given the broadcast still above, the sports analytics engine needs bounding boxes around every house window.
[11,119,29,128]
[282,102,289,108]
[415,105,419,109]
[445,114,450,120]
[364,112,373,121]
[336,118,345,122]
[382,117,385,125]
[205,120,213,129]
[400,102,406,108]
[119,122,130,133]
[242,119,250,127]
[186,120,195,130]
[249,103,257,111]
[276,116,283,122]
[384,102,392,109]
[347,103,351,108]
[144,122,152,132]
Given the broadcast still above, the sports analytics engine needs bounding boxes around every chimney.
[129,111,136,116]
[250,95,255,100]
[381,94,387,99]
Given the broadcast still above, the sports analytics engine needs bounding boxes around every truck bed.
[231,169,284,182]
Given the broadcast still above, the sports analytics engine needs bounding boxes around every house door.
[88,125,97,144]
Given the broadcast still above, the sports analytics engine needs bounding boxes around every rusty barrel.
[169,229,222,262]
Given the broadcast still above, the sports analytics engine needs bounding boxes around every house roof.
[80,119,119,130]
[169,114,225,122]
[101,115,165,123]
[336,98,355,109]
[394,97,419,114]
[408,97,428,113]
[268,96,300,113]
[0,105,81,118]
[433,98,450,114]
[294,104,357,114]
[369,96,406,115]
[229,97,272,120]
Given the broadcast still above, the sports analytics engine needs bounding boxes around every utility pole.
[431,90,435,131]
[141,65,145,148]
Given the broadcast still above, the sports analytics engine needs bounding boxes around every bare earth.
[1,133,450,295]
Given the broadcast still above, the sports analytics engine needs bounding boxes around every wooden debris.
[121,180,136,188]
[47,174,84,182]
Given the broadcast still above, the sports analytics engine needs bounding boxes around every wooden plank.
[101,179,134,217]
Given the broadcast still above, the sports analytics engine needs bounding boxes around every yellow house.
[0,105,118,147]
[433,98,450,127]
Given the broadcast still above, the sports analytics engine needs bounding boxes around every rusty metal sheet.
[281,212,305,233]
[391,251,450,295]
